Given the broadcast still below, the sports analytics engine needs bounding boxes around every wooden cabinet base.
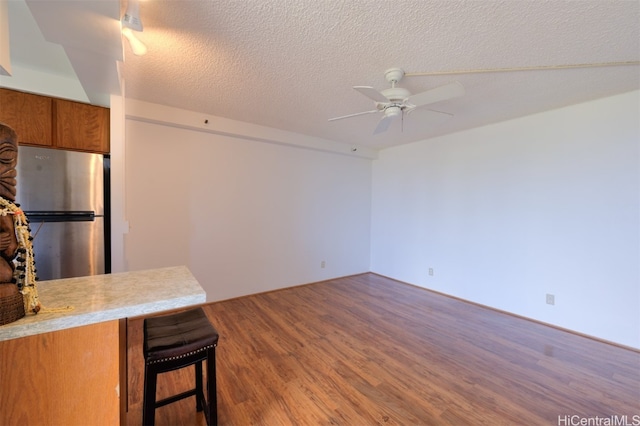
[0,320,121,425]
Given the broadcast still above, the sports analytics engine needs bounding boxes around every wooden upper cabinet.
[0,88,53,146]
[54,99,110,153]
[0,88,109,154]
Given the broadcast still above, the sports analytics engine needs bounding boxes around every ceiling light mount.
[384,68,405,85]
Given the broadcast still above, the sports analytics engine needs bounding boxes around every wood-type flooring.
[125,273,640,425]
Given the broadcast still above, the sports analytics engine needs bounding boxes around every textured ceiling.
[6,0,640,150]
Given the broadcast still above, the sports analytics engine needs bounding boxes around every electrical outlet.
[546,294,555,305]
[428,268,434,276]
[321,261,326,268]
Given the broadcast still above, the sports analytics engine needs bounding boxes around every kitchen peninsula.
[0,266,206,426]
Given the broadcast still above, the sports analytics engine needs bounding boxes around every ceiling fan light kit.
[384,105,402,118]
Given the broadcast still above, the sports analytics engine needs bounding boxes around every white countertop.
[0,266,206,342]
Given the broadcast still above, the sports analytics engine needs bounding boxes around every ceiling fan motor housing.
[381,87,411,102]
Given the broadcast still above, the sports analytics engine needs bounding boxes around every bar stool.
[142,307,219,426]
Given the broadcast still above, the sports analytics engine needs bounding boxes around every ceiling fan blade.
[354,86,389,103]
[407,81,465,108]
[373,114,393,134]
[328,109,379,122]
[406,107,454,118]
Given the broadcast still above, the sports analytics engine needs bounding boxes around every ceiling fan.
[328,68,465,135]
[328,61,639,135]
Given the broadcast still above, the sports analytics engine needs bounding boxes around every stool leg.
[195,360,204,412]
[207,347,217,426]
[143,364,158,426]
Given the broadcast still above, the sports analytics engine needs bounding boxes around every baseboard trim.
[369,272,640,354]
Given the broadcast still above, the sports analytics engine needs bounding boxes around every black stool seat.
[143,307,219,426]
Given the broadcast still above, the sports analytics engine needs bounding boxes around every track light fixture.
[121,0,147,56]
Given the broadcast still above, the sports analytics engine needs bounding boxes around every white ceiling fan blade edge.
[328,109,379,121]
[408,81,465,108]
[406,107,454,117]
[373,115,393,134]
[354,86,389,103]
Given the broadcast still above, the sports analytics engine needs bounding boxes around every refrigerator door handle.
[23,211,96,223]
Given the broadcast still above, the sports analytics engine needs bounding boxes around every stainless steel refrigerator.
[16,146,110,281]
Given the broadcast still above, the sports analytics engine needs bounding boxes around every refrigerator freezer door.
[16,146,104,215]
[29,217,105,281]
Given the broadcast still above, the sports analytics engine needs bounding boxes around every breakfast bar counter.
[0,265,206,341]
[0,266,206,425]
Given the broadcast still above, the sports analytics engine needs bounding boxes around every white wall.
[371,91,640,349]
[124,102,372,301]
[0,64,89,103]
[109,93,127,274]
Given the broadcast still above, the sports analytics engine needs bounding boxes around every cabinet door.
[54,99,110,153]
[0,320,121,425]
[0,88,53,146]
